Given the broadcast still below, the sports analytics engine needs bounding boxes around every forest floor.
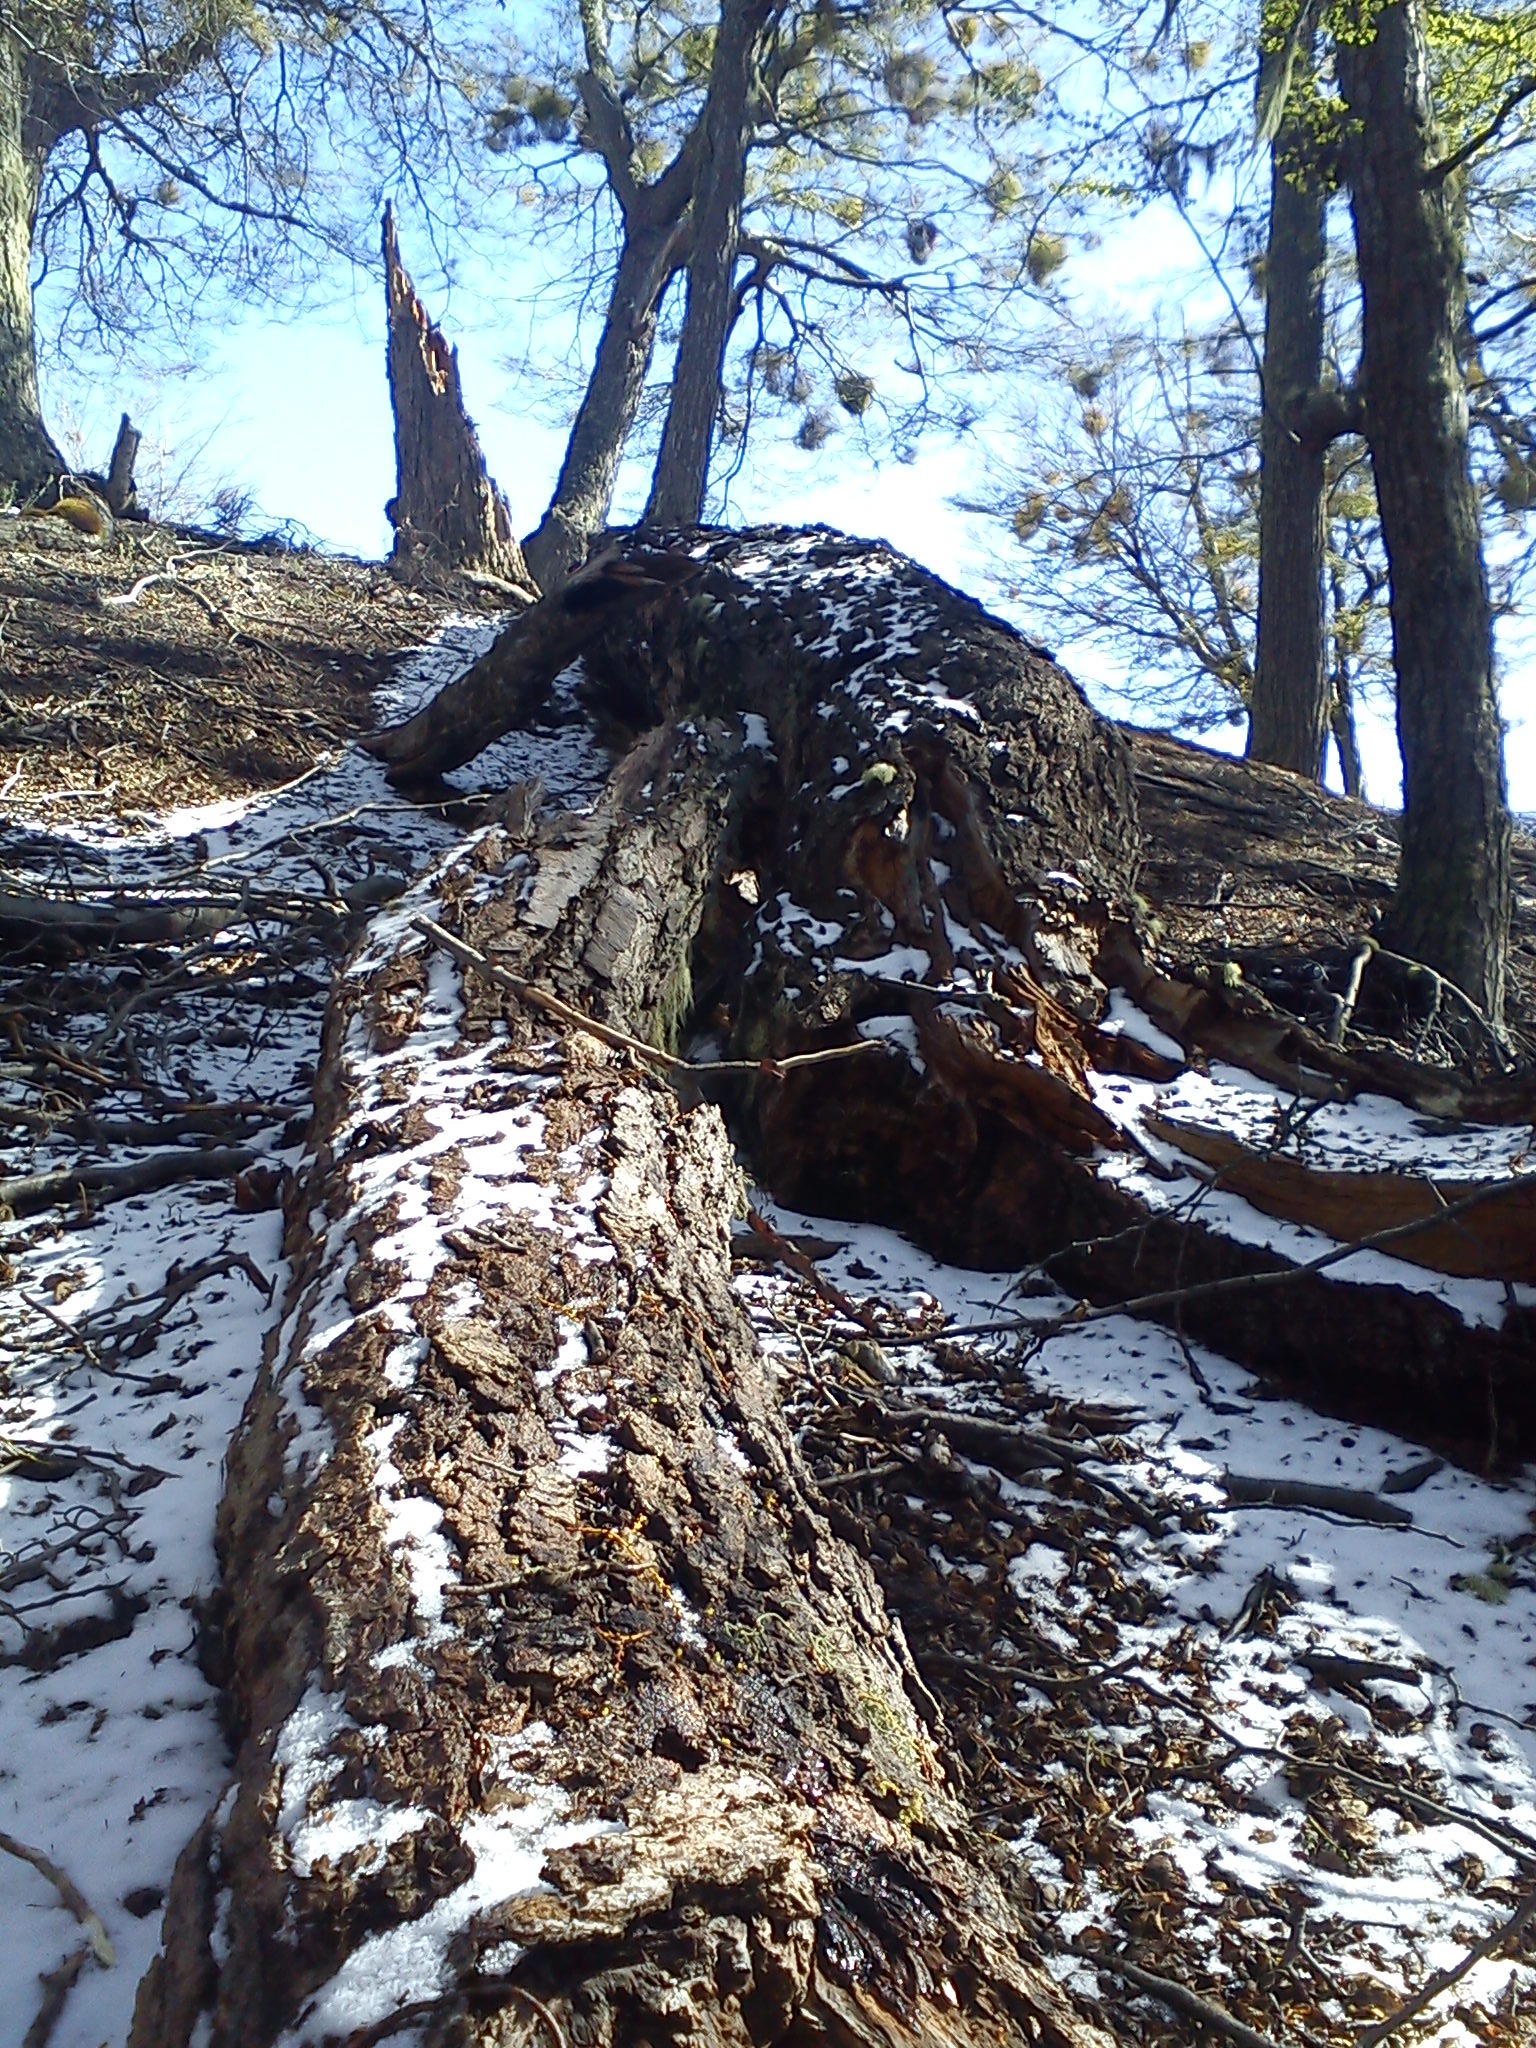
[0,509,479,818]
[1,518,1535,2047]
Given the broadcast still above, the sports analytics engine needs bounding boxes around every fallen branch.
[1221,1474,1414,1529]
[100,566,215,611]
[1368,939,1515,1066]
[865,1399,1166,1533]
[1355,1882,1536,2046]
[0,1144,256,1218]
[743,1204,886,1334]
[882,1173,1536,1347]
[0,883,345,956]
[1327,938,1376,1045]
[23,1944,90,2048]
[1065,1943,1292,2048]
[366,543,703,779]
[29,1252,273,1370]
[0,1829,114,1964]
[412,916,882,1085]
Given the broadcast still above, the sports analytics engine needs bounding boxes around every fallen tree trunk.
[584,530,1530,1460]
[136,527,1535,2045]
[365,542,704,782]
[132,700,1112,2047]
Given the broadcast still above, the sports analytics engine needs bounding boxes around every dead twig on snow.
[0,1829,114,1963]
[1353,1883,1536,2046]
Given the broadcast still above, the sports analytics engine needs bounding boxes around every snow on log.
[366,513,1536,1459]
[132,708,1112,2046]
[133,527,1536,2044]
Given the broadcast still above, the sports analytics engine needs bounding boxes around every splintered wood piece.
[382,205,537,593]
[1146,1113,1536,1283]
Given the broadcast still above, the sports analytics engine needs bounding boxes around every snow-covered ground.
[0,621,603,2047]
[2,608,1533,2046]
[738,1210,1536,2043]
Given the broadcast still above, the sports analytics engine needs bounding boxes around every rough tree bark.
[134,528,1535,2046]
[0,37,63,496]
[383,206,536,592]
[522,216,688,592]
[1247,53,1331,783]
[1337,0,1512,1020]
[643,0,775,528]
[518,21,700,594]
[132,536,1127,2046]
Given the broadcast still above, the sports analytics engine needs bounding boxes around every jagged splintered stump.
[134,530,1533,2048]
[382,206,537,594]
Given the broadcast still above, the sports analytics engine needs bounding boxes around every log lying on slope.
[380,523,1531,1452]
[137,524,1536,2046]
[132,716,1111,2046]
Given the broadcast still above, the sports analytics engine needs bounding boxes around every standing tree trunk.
[383,206,535,591]
[1337,0,1511,1020]
[644,0,771,527]
[1247,61,1330,782]
[522,215,688,592]
[0,39,62,496]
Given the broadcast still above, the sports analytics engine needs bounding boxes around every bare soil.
[0,511,496,822]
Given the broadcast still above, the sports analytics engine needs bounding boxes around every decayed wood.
[133,716,1112,2048]
[1145,1113,1536,1284]
[135,525,1536,2042]
[380,527,1532,1456]
[382,206,536,592]
[104,411,141,518]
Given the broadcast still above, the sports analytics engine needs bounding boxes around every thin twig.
[744,1205,886,1334]
[1065,1941,1295,2048]
[1369,941,1512,1065]
[23,1944,89,2048]
[1355,1884,1536,2046]
[0,1830,114,1963]
[412,916,881,1082]
[1328,939,1375,1046]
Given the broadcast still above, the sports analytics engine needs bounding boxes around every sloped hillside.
[0,520,1532,2048]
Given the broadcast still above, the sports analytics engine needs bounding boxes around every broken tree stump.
[382,205,538,595]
